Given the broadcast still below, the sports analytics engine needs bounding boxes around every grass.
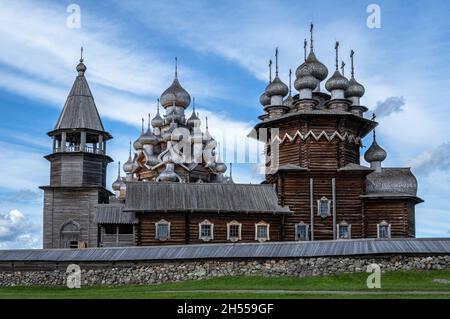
[0,270,450,299]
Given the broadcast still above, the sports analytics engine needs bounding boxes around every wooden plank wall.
[364,199,415,238]
[138,213,283,246]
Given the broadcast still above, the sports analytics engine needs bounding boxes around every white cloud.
[0,209,40,249]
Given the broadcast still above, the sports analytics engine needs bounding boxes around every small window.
[317,197,331,218]
[118,225,133,234]
[227,221,242,242]
[295,223,309,241]
[69,241,79,249]
[377,221,391,239]
[104,225,117,235]
[255,221,270,242]
[155,220,171,241]
[337,221,351,239]
[199,220,214,241]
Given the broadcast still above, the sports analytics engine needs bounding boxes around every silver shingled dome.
[112,176,122,191]
[265,76,289,97]
[364,140,387,163]
[139,128,158,146]
[345,77,365,98]
[294,74,319,91]
[160,78,191,108]
[123,155,134,174]
[187,110,201,128]
[296,52,328,81]
[259,91,271,106]
[325,70,349,92]
[151,110,164,128]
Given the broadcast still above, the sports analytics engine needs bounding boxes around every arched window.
[227,220,242,242]
[60,221,81,249]
[199,219,214,241]
[317,197,331,218]
[255,221,270,242]
[155,219,171,241]
[377,221,391,239]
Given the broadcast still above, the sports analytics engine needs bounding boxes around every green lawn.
[1,270,450,299]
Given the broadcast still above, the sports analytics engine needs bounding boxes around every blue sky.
[1,0,450,248]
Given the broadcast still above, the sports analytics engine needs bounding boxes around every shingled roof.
[52,63,105,132]
[94,205,138,224]
[124,182,292,214]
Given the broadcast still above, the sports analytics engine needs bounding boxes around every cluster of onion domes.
[114,58,231,191]
[259,25,366,110]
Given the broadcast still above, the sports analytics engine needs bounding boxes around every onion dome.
[140,128,158,146]
[76,47,87,74]
[296,51,328,81]
[133,119,145,150]
[294,73,319,91]
[345,50,365,99]
[112,161,122,191]
[294,61,319,91]
[325,70,349,92]
[160,57,191,108]
[364,139,387,163]
[76,61,86,74]
[265,48,289,98]
[112,176,122,191]
[123,159,134,174]
[151,100,164,128]
[345,77,365,98]
[265,76,288,97]
[133,138,142,150]
[259,91,271,106]
[215,145,227,173]
[123,142,135,173]
[187,98,201,127]
[157,164,179,182]
[202,117,213,143]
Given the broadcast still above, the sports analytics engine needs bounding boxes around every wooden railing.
[55,145,105,155]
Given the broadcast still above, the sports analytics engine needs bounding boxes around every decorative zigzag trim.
[272,130,361,145]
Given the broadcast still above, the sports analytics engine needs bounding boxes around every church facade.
[41,27,423,249]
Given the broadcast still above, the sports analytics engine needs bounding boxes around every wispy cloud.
[373,96,405,118]
[411,142,450,175]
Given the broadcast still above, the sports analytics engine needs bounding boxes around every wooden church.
[41,26,422,249]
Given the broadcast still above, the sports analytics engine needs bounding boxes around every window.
[69,241,79,249]
[255,221,270,242]
[377,221,391,239]
[104,225,117,235]
[295,222,309,241]
[155,220,171,241]
[199,220,214,241]
[317,197,331,218]
[118,225,133,234]
[337,221,351,239]
[227,221,242,242]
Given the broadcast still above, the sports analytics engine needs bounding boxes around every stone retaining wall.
[0,255,449,287]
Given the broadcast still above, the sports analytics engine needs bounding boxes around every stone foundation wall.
[1,255,449,287]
